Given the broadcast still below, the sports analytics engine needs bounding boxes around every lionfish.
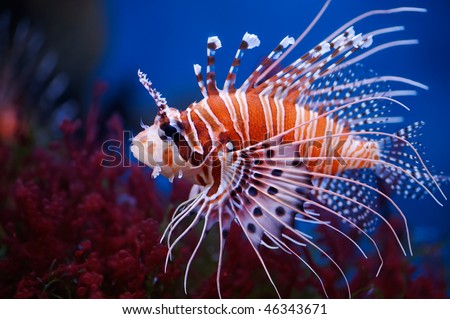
[131,0,447,297]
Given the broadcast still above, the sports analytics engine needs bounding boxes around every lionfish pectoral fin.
[163,183,236,297]
[223,143,356,298]
[160,187,214,291]
[188,184,204,199]
[225,147,315,248]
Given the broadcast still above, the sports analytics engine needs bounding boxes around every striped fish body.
[131,2,447,298]
[182,92,379,182]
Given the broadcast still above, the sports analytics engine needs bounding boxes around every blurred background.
[1,0,449,297]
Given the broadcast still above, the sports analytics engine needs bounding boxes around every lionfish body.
[131,1,447,297]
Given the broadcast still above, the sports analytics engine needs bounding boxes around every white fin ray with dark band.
[206,36,222,95]
[223,32,260,93]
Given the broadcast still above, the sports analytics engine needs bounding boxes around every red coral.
[0,89,186,298]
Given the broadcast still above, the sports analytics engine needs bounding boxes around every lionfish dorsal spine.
[205,36,222,95]
[239,35,295,92]
[193,64,208,98]
[223,32,260,93]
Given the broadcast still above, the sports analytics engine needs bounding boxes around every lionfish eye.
[162,124,177,138]
[159,122,182,142]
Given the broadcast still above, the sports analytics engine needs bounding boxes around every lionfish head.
[130,70,187,180]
